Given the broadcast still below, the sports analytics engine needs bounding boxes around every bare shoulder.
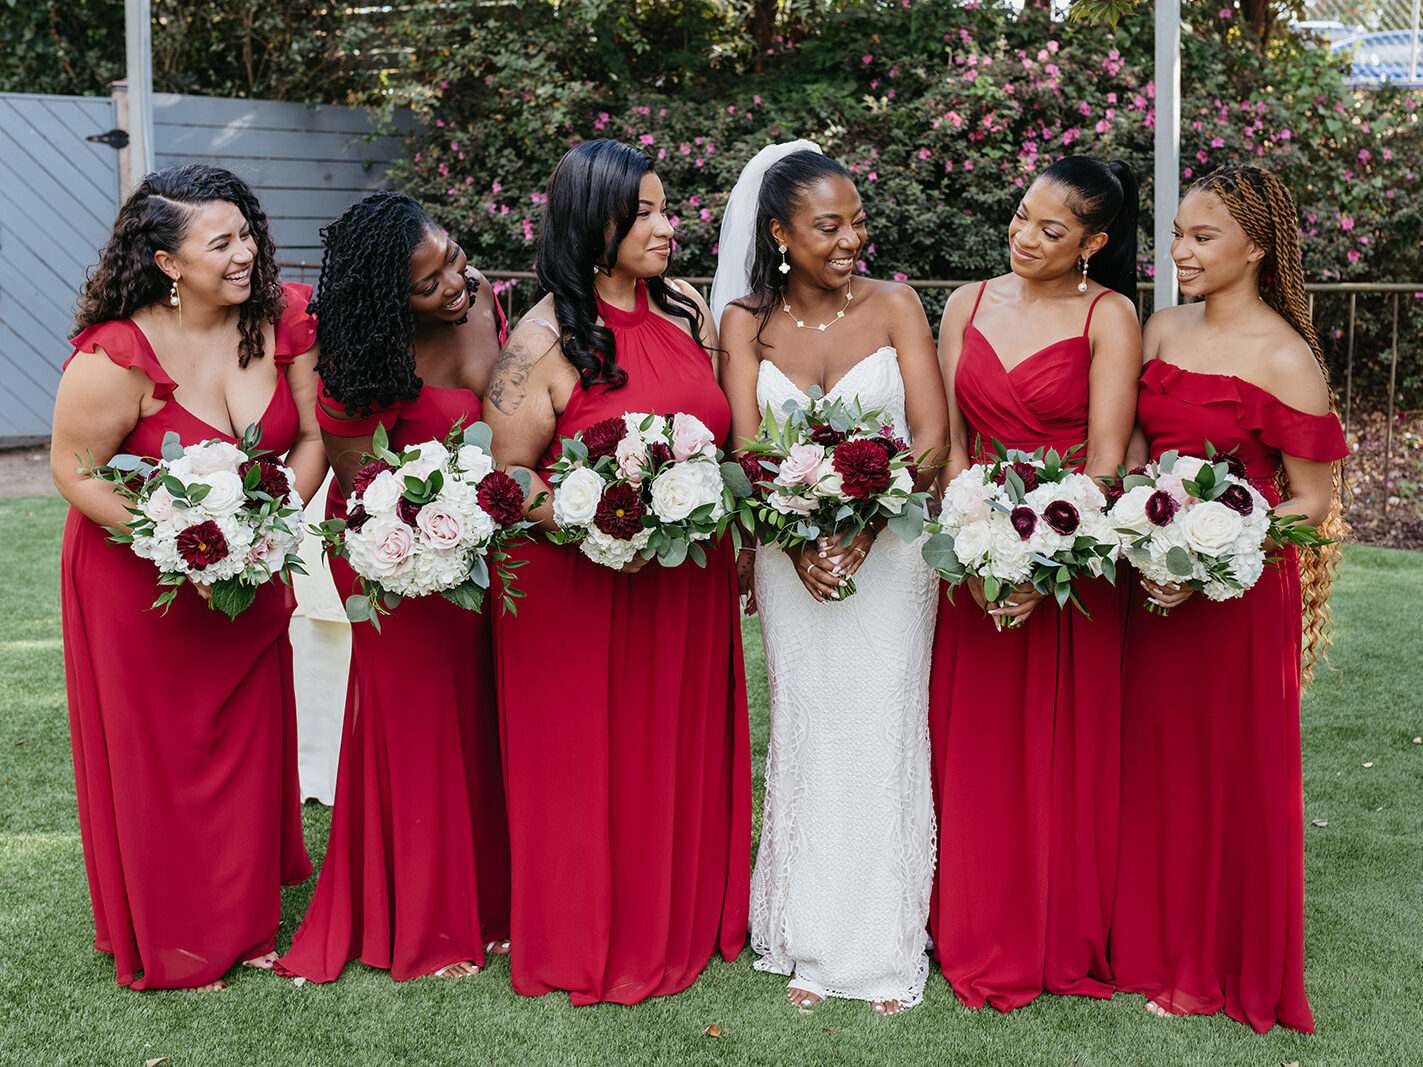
[1088,290,1142,342]
[487,309,563,417]
[1141,303,1198,359]
[670,277,711,315]
[719,301,760,346]
[938,278,985,333]
[1257,325,1331,415]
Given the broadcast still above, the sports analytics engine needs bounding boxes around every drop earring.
[170,278,182,327]
[1077,257,1089,293]
[778,244,790,275]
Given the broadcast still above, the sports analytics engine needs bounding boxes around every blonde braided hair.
[1189,165,1348,682]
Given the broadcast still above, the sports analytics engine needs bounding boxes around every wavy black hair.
[732,149,856,346]
[1037,156,1140,303]
[312,191,478,416]
[535,139,706,389]
[73,163,284,367]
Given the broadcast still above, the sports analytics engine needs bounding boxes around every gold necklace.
[782,279,853,332]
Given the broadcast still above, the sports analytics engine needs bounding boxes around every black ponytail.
[1039,156,1139,304]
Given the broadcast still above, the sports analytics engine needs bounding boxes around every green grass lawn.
[2,494,1419,1066]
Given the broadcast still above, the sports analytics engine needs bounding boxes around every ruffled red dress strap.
[274,282,317,365]
[1256,392,1348,463]
[67,320,178,401]
[315,375,405,438]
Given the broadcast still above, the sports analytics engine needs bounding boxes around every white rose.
[191,470,246,516]
[670,412,717,462]
[650,464,705,522]
[952,521,992,565]
[623,412,668,441]
[1181,500,1246,556]
[811,456,845,499]
[457,444,495,481]
[1171,455,1208,482]
[184,441,246,476]
[359,469,403,516]
[144,485,178,523]
[553,466,604,528]
[882,467,915,514]
[401,441,449,482]
[768,489,816,516]
[1108,484,1157,534]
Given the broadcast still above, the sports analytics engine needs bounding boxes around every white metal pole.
[1154,0,1181,311]
[124,0,155,185]
[1409,0,1420,81]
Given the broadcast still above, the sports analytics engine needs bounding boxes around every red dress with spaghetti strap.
[493,280,751,1005]
[1110,361,1347,1033]
[927,282,1125,1010]
[59,282,316,989]
[278,296,512,982]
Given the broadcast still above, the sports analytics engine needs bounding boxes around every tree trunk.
[750,0,776,74]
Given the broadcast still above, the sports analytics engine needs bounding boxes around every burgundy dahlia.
[1043,500,1080,535]
[809,424,847,447]
[1211,451,1248,479]
[1217,484,1255,516]
[738,453,771,490]
[352,459,394,498]
[993,460,1040,492]
[1127,465,1149,477]
[594,482,646,539]
[1145,490,1180,527]
[477,470,526,525]
[176,520,229,569]
[582,416,628,461]
[238,456,291,505]
[870,432,910,458]
[1010,506,1038,541]
[646,441,674,471]
[397,496,424,527]
[831,439,892,500]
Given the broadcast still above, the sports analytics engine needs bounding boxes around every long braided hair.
[74,164,284,369]
[1190,165,1348,681]
[312,191,474,416]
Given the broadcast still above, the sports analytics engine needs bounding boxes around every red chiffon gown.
[927,282,1125,1010]
[493,281,751,1005]
[278,311,511,982]
[59,283,316,989]
[1110,360,1348,1033]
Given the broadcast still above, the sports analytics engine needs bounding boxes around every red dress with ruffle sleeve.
[277,346,512,981]
[59,283,316,989]
[1110,360,1348,1034]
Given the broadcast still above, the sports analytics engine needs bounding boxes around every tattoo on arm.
[487,334,543,416]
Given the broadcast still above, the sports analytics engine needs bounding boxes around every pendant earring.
[1077,257,1089,293]
[170,278,182,327]
[778,244,790,275]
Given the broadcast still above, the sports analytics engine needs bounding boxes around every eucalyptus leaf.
[1165,545,1195,578]
[161,432,184,462]
[466,421,494,451]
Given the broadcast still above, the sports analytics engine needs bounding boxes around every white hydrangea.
[581,525,653,569]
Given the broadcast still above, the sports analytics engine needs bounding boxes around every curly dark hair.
[311,191,477,416]
[536,139,707,390]
[73,164,284,368]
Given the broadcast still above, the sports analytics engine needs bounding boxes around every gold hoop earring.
[778,244,790,276]
[1077,257,1089,294]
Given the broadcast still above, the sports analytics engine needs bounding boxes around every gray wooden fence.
[0,90,418,441]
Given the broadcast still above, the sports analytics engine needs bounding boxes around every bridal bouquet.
[86,424,306,618]
[548,411,740,569]
[315,422,533,623]
[727,387,929,599]
[1107,448,1330,614]
[921,443,1119,614]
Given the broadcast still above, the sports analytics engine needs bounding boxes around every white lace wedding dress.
[749,345,939,1008]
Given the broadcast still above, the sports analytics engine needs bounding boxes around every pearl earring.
[778,244,790,275]
[1077,257,1089,293]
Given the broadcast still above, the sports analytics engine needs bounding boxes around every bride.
[714,143,947,1014]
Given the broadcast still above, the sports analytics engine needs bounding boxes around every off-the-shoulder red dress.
[1110,360,1348,1033]
[278,300,511,982]
[59,283,315,989]
[493,282,751,1005]
[928,282,1125,1010]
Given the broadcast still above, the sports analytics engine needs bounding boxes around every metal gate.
[0,92,121,441]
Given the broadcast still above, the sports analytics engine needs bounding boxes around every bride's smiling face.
[771,176,866,290]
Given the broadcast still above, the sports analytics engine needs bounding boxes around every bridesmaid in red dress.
[485,139,751,1005]
[276,192,511,982]
[51,165,323,990]
[1110,166,1348,1033]
[928,157,1142,1010]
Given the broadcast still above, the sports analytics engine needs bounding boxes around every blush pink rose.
[775,443,826,487]
[670,413,716,462]
[416,502,465,549]
[370,520,415,574]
